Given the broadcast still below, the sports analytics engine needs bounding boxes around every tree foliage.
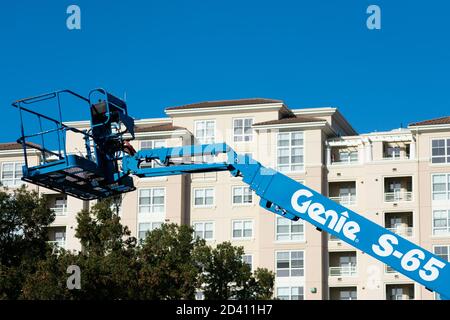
[196,242,274,300]
[0,189,275,300]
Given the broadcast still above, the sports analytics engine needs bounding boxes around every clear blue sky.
[1,0,449,142]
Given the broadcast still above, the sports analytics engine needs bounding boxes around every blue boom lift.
[12,88,450,299]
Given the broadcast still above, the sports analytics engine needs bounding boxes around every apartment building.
[1,98,450,300]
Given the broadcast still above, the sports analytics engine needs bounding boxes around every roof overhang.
[408,124,450,132]
[165,103,285,116]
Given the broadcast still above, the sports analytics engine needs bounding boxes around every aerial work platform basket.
[13,89,135,200]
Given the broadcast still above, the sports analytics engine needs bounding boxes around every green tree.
[0,186,54,299]
[21,198,140,300]
[236,268,275,300]
[195,242,275,300]
[137,223,204,299]
[72,198,139,299]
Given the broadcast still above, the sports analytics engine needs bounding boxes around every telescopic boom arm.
[121,143,450,300]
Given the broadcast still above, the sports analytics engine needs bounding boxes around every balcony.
[47,240,66,249]
[329,287,357,300]
[382,142,410,161]
[385,212,413,237]
[47,226,66,250]
[386,284,415,300]
[329,195,357,206]
[329,181,356,206]
[46,194,68,216]
[384,177,413,203]
[329,265,357,276]
[329,252,357,277]
[384,191,412,202]
[386,226,413,237]
[330,148,359,165]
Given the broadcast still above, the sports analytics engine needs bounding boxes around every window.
[339,256,357,269]
[232,186,253,205]
[242,254,253,270]
[233,118,253,142]
[277,132,304,172]
[1,162,24,187]
[140,139,165,150]
[386,147,401,159]
[338,186,356,205]
[340,290,357,300]
[138,222,163,240]
[52,196,67,216]
[138,188,165,213]
[193,222,214,240]
[276,216,304,241]
[339,151,358,163]
[276,251,304,277]
[432,174,450,200]
[194,188,214,207]
[232,220,253,239]
[195,120,215,144]
[433,210,450,235]
[389,287,405,300]
[276,287,304,300]
[431,139,450,164]
[54,231,66,243]
[434,246,450,262]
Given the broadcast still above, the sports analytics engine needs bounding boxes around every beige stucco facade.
[1,99,449,300]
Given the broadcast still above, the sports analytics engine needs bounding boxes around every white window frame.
[276,286,304,300]
[193,187,215,208]
[275,250,305,278]
[232,219,254,240]
[233,117,254,142]
[276,131,305,173]
[138,187,166,214]
[432,209,450,236]
[195,120,216,144]
[431,138,450,164]
[1,162,24,187]
[193,221,214,241]
[275,216,305,242]
[431,173,450,201]
[140,139,165,150]
[433,245,450,262]
[231,186,253,206]
[338,150,358,163]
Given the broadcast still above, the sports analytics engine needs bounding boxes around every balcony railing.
[384,191,412,202]
[386,226,413,237]
[331,159,359,165]
[50,206,67,216]
[381,155,410,161]
[47,240,66,249]
[329,265,357,276]
[330,195,356,206]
